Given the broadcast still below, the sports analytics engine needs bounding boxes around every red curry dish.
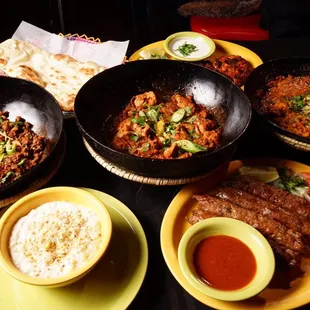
[0,111,46,186]
[259,75,310,138]
[111,91,223,159]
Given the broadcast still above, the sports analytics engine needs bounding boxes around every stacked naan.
[0,39,105,111]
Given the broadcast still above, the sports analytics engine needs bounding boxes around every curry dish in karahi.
[259,75,310,138]
[111,91,222,159]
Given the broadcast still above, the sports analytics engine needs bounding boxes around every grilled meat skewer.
[225,175,310,218]
[214,186,310,235]
[192,194,304,253]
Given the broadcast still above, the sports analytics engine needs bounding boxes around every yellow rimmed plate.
[160,158,310,310]
[0,188,148,310]
[129,40,263,69]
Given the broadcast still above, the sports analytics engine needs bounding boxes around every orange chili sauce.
[193,235,257,291]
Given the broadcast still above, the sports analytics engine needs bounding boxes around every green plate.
[0,188,148,310]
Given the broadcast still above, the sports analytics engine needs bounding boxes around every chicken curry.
[111,91,222,159]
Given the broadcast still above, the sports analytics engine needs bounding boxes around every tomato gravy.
[193,235,257,291]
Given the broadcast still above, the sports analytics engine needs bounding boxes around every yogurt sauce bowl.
[0,186,112,288]
[164,31,215,61]
[178,217,275,301]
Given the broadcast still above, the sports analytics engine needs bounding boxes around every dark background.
[1,0,310,53]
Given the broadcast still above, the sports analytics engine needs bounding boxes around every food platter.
[129,39,263,70]
[0,188,148,310]
[161,158,310,310]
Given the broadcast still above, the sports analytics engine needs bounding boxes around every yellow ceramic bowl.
[0,186,112,288]
[164,31,215,61]
[178,217,275,301]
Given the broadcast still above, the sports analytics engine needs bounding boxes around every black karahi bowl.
[75,60,251,178]
[244,57,310,151]
[0,77,63,197]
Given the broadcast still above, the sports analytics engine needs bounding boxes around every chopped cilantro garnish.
[291,95,305,112]
[185,106,192,116]
[166,124,175,135]
[176,42,198,57]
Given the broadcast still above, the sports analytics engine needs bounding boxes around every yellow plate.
[161,158,310,310]
[0,188,148,310]
[129,40,263,69]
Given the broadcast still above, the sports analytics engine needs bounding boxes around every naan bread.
[0,39,105,111]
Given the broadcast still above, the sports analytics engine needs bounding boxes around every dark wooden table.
[48,38,310,310]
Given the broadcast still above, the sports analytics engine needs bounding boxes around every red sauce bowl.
[178,217,275,301]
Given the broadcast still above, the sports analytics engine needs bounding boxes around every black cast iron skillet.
[244,57,310,144]
[0,77,63,197]
[75,60,251,178]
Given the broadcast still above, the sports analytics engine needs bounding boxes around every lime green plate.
[0,188,148,310]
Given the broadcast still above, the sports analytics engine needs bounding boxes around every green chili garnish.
[1,171,15,184]
[5,141,16,155]
[171,108,186,123]
[18,158,26,166]
[175,140,207,153]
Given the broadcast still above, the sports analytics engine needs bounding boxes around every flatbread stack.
[0,39,105,111]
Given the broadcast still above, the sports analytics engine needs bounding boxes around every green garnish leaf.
[140,143,150,152]
[175,140,207,153]
[277,168,308,195]
[176,42,198,57]
[131,117,145,126]
[0,117,3,124]
[290,95,306,112]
